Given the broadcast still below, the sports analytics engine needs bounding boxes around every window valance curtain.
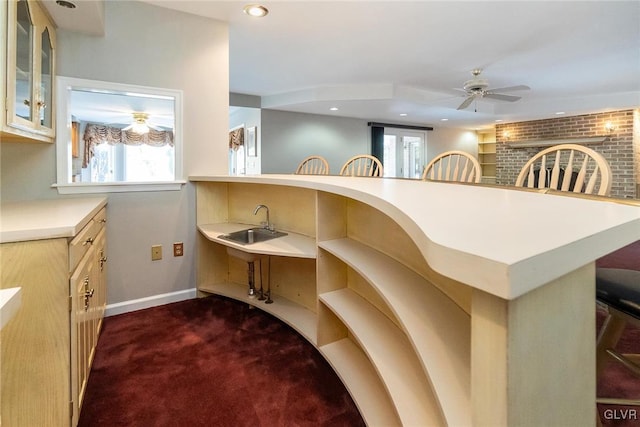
[229,127,244,151]
[83,123,174,168]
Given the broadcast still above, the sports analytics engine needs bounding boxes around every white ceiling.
[44,1,640,130]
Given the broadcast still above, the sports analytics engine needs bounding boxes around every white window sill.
[52,180,187,194]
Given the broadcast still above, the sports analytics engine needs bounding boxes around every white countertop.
[191,175,640,299]
[0,197,107,243]
[0,287,21,330]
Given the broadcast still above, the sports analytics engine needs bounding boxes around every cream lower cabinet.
[70,223,107,425]
[0,206,107,427]
[194,181,471,426]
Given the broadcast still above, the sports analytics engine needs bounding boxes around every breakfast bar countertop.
[190,174,640,300]
[0,197,107,244]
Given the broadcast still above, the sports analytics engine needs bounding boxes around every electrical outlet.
[151,245,162,261]
[173,242,184,257]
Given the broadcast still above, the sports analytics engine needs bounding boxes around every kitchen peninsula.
[191,174,640,427]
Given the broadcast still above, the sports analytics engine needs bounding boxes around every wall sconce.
[502,131,511,140]
[604,122,616,133]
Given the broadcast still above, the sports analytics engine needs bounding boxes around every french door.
[382,129,426,178]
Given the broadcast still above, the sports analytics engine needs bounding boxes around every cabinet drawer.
[69,208,107,273]
[93,207,107,231]
[69,222,97,273]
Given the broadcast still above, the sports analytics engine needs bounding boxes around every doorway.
[382,129,426,178]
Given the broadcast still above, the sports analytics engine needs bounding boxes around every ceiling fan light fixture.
[457,69,530,111]
[243,4,269,17]
[131,122,150,134]
[129,112,150,134]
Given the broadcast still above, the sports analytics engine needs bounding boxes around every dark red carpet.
[597,240,640,427]
[80,241,640,426]
[78,295,365,426]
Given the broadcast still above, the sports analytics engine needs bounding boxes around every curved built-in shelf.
[319,288,444,426]
[319,338,400,426]
[198,223,316,259]
[199,281,317,345]
[319,238,471,426]
[193,176,640,426]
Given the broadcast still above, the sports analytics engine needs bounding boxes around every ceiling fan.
[456,68,530,111]
[105,111,173,134]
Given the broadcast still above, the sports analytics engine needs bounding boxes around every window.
[55,77,183,194]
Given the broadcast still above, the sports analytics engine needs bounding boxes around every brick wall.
[496,109,639,199]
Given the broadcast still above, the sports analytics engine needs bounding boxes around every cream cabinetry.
[70,208,107,426]
[0,199,107,427]
[1,0,56,143]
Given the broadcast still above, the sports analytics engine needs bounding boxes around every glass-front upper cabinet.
[2,0,56,143]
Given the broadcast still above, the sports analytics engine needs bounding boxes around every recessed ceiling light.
[399,113,407,117]
[56,0,76,8]
[555,111,565,115]
[329,107,339,111]
[495,119,503,123]
[440,118,449,121]
[243,4,269,17]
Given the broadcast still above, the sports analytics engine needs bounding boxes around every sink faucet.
[253,204,272,230]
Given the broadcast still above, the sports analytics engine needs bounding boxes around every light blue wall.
[257,109,478,175]
[260,109,370,174]
[1,1,229,305]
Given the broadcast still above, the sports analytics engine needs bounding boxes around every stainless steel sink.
[218,227,287,245]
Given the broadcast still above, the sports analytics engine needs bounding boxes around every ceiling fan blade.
[487,85,530,93]
[484,93,522,102]
[457,95,476,110]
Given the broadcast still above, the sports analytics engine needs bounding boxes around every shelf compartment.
[199,281,317,345]
[319,338,400,426]
[319,238,471,426]
[319,288,444,426]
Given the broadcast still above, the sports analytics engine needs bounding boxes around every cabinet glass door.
[39,27,53,129]
[14,0,33,123]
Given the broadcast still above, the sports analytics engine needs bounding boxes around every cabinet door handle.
[99,256,107,271]
[23,99,30,106]
[83,237,94,246]
[98,218,107,224]
[83,276,94,311]
[36,101,46,109]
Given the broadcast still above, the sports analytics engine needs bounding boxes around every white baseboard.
[105,288,197,317]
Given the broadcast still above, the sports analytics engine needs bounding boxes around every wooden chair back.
[515,144,612,196]
[422,150,482,183]
[339,154,383,177]
[295,155,330,175]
